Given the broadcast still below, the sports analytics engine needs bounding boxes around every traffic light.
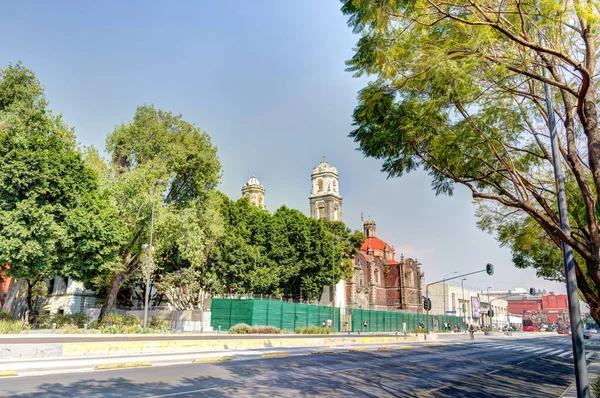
[529,287,536,295]
[486,263,494,276]
[488,309,494,318]
[423,297,432,311]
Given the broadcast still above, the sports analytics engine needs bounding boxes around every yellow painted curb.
[0,371,17,377]
[261,353,290,358]
[311,350,334,355]
[437,343,448,346]
[94,362,152,371]
[396,345,414,349]
[192,357,232,363]
[454,342,462,345]
[423,343,434,346]
[349,348,367,352]
[377,346,394,350]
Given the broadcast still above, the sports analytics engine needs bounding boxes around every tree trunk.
[25,279,34,325]
[99,271,125,320]
[3,279,22,315]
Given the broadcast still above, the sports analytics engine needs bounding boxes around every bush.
[591,376,600,398]
[546,326,555,332]
[411,327,428,334]
[0,320,24,334]
[281,328,293,334]
[0,312,12,321]
[57,324,87,334]
[149,316,170,329]
[295,326,334,334]
[123,315,141,326]
[250,325,281,334]
[102,313,124,326]
[228,323,252,334]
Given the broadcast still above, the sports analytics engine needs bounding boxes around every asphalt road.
[0,336,595,397]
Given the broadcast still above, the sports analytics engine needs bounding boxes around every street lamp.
[443,272,458,316]
[143,179,164,329]
[486,287,491,328]
[331,237,339,333]
[176,270,183,310]
[461,278,467,326]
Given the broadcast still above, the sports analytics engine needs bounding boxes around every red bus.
[523,319,539,332]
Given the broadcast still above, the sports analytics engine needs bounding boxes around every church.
[241,158,424,313]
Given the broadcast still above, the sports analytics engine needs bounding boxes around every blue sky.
[0,1,567,296]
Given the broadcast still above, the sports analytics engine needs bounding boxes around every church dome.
[364,218,376,226]
[312,159,338,175]
[245,175,263,187]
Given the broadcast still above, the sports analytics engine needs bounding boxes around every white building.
[427,283,509,328]
[45,277,98,314]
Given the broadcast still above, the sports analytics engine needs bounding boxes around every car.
[558,328,570,335]
[584,330,593,339]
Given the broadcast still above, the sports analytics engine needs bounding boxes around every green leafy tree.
[0,63,123,322]
[98,104,221,317]
[341,1,600,322]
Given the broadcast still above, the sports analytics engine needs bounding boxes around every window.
[452,293,456,311]
[318,179,324,192]
[317,203,325,219]
[333,204,339,221]
[374,268,379,284]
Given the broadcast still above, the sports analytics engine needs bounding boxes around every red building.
[508,293,569,324]
[507,297,542,314]
[345,219,423,312]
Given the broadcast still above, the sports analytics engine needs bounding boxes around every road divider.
[311,350,334,355]
[0,371,17,377]
[396,346,414,349]
[192,357,232,363]
[349,348,368,352]
[377,346,394,350]
[94,362,152,371]
[261,353,290,359]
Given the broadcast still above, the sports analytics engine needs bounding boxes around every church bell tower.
[309,157,342,221]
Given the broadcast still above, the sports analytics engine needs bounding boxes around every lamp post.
[331,237,339,333]
[176,270,183,310]
[461,278,467,326]
[443,272,458,317]
[143,179,164,329]
[486,287,491,328]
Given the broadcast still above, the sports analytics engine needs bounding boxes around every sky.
[0,1,569,298]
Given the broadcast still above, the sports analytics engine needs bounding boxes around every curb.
[377,346,393,350]
[396,345,414,349]
[0,371,17,377]
[349,348,367,352]
[260,353,290,359]
[94,362,152,371]
[192,357,232,363]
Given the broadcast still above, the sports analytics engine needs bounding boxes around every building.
[508,293,569,324]
[241,175,266,209]
[309,158,342,221]
[45,277,98,314]
[507,296,543,314]
[307,158,425,313]
[427,283,509,328]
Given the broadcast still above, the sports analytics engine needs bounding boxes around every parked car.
[558,327,570,335]
[584,330,593,339]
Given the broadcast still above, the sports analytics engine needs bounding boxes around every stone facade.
[309,159,342,221]
[241,175,266,209]
[344,219,423,312]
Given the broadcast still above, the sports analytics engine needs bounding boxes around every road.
[0,336,596,397]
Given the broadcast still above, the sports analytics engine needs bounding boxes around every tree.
[98,104,222,317]
[0,63,123,322]
[340,1,600,322]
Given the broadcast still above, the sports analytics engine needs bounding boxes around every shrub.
[102,313,124,326]
[0,312,12,321]
[281,328,292,334]
[149,316,170,329]
[295,326,334,334]
[250,325,281,334]
[64,313,88,328]
[546,326,555,332]
[591,376,600,398]
[123,315,141,326]
[228,323,252,334]
[57,324,87,334]
[410,327,428,334]
[0,320,24,334]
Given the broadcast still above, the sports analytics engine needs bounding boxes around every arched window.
[333,204,339,221]
[374,268,379,284]
[317,179,324,192]
[317,203,325,219]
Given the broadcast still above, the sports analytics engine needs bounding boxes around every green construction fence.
[210,298,467,332]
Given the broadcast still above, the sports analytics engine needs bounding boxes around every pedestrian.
[402,321,407,334]
[322,320,326,328]
[469,324,475,340]
[363,320,368,331]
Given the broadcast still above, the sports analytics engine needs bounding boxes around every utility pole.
[443,272,457,317]
[461,278,466,326]
[487,287,491,328]
[331,237,336,333]
[143,179,164,329]
[537,22,589,396]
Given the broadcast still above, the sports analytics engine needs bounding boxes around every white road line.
[501,345,520,350]
[558,351,572,357]
[533,348,556,355]
[150,387,221,397]
[586,352,594,360]
[520,347,543,353]
[545,349,565,356]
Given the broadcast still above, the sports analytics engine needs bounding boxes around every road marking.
[545,349,565,356]
[424,384,450,393]
[558,351,572,357]
[261,353,290,358]
[192,357,232,363]
[486,369,500,375]
[311,350,334,355]
[94,362,152,371]
[150,387,221,397]
[0,371,17,377]
[500,345,520,349]
[586,352,594,360]
[533,348,556,355]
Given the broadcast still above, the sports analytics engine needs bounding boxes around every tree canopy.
[340,1,600,321]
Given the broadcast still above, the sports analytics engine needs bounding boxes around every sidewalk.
[561,357,600,397]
